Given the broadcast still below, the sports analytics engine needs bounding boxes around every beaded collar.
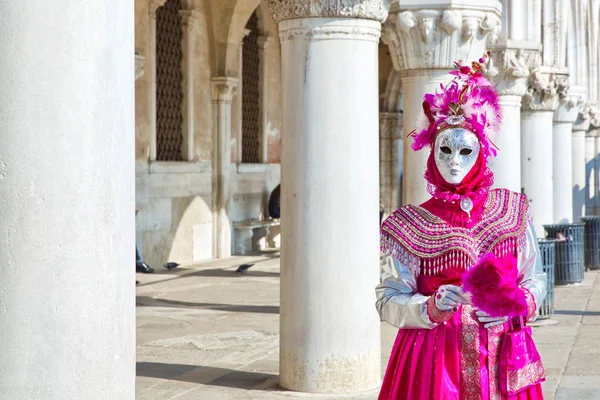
[380,189,530,276]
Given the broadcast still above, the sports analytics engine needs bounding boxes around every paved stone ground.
[136,251,600,400]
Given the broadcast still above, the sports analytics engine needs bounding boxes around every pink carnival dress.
[377,188,546,400]
[377,53,547,399]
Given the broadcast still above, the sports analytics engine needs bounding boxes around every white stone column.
[258,36,273,163]
[552,77,579,223]
[211,77,238,258]
[485,47,540,192]
[491,95,523,191]
[521,69,560,234]
[585,132,597,215]
[595,134,600,215]
[383,3,502,206]
[591,108,600,216]
[521,110,554,233]
[0,0,135,398]
[380,112,402,217]
[267,0,389,393]
[180,8,199,161]
[572,103,591,220]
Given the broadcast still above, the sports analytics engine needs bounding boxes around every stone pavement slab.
[136,253,600,399]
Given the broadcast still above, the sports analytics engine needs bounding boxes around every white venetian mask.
[434,128,481,185]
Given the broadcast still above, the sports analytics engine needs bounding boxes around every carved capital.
[211,77,239,104]
[267,0,391,23]
[483,48,539,96]
[590,106,600,130]
[573,101,591,132]
[522,66,564,112]
[552,74,584,124]
[135,53,145,81]
[383,6,501,71]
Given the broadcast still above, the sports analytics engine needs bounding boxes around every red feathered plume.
[462,253,528,318]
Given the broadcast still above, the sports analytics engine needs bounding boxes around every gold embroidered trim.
[487,324,504,400]
[460,305,482,400]
[506,359,545,393]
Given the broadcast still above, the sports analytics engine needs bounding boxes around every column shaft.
[490,95,523,192]
[401,71,453,206]
[0,1,135,397]
[211,77,238,258]
[573,129,587,219]
[278,18,381,393]
[552,121,574,222]
[521,111,555,234]
[585,134,597,215]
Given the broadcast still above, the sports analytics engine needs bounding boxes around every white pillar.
[485,2,544,192]
[521,111,555,234]
[585,133,597,215]
[0,0,135,398]
[269,4,387,390]
[552,122,574,223]
[380,112,402,216]
[573,127,588,219]
[258,36,273,163]
[490,95,523,192]
[400,71,453,205]
[382,3,502,206]
[553,120,574,223]
[552,84,579,223]
[211,77,238,258]
[595,134,600,215]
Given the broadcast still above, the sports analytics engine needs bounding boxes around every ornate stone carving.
[382,7,501,71]
[483,48,535,96]
[211,77,238,104]
[267,0,390,23]
[590,106,600,130]
[278,22,381,42]
[522,69,561,112]
[135,53,145,81]
[573,100,591,131]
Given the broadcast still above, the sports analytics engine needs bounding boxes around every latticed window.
[156,0,184,161]
[242,12,261,163]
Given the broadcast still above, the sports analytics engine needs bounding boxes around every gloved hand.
[475,310,509,328]
[434,284,470,311]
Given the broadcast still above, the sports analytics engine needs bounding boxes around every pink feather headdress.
[410,52,502,158]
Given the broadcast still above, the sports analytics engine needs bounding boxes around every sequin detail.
[425,296,454,324]
[380,189,530,276]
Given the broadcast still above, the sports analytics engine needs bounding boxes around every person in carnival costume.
[377,52,547,400]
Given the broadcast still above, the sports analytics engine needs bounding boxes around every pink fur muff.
[462,253,528,317]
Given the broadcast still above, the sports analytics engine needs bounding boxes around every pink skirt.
[379,306,544,400]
